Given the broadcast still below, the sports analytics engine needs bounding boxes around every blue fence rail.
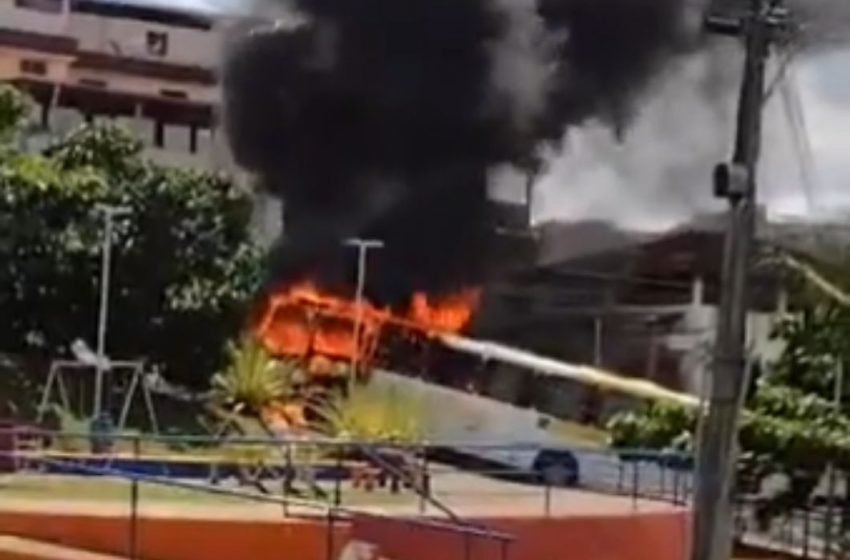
[0,427,694,510]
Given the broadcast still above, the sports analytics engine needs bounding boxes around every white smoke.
[533,39,740,230]
[487,0,562,134]
[533,0,850,231]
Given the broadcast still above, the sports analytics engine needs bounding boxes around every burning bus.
[253,281,480,385]
[251,281,587,486]
[222,0,702,486]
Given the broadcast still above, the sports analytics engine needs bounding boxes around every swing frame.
[36,359,159,434]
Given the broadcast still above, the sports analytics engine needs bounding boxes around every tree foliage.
[0,87,262,387]
[607,255,850,520]
[0,84,31,142]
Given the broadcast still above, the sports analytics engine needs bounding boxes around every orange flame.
[255,281,387,365]
[253,280,479,375]
[408,288,480,332]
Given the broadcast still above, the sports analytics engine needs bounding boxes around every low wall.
[0,512,350,560]
[0,508,689,560]
[352,511,689,560]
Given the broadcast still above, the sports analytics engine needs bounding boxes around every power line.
[778,60,819,214]
[769,51,847,264]
[763,43,800,104]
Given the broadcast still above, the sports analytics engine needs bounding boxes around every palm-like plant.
[211,336,300,417]
[313,382,423,444]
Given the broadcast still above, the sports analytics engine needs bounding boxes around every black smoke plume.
[223,0,694,305]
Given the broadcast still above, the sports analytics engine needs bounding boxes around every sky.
[780,48,850,213]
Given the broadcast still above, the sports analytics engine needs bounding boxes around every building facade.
[473,215,800,422]
[0,0,291,240]
[0,0,235,168]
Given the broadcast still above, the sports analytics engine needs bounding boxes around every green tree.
[0,84,31,142]
[0,87,262,388]
[607,249,850,529]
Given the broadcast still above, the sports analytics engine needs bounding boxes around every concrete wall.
[64,66,217,103]
[68,13,221,67]
[0,508,690,560]
[0,3,222,68]
[0,48,73,82]
[353,511,690,560]
[0,511,347,560]
[0,4,68,36]
[661,295,787,395]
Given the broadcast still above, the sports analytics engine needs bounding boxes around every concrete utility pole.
[692,2,790,560]
[343,238,384,386]
[824,359,844,557]
[92,204,131,421]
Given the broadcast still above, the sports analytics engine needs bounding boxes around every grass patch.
[0,474,416,508]
[0,474,245,504]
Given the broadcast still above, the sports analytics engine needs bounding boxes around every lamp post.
[92,204,131,421]
[343,238,384,387]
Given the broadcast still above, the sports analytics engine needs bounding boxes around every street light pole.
[93,204,131,420]
[343,238,384,387]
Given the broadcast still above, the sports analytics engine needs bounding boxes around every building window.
[146,31,169,56]
[78,78,108,89]
[19,59,48,76]
[159,89,188,100]
[14,0,63,13]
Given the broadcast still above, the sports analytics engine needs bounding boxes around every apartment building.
[0,0,292,240]
[0,0,239,169]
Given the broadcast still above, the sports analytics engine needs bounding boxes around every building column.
[691,276,705,307]
[40,102,50,129]
[776,287,789,315]
[132,102,143,137]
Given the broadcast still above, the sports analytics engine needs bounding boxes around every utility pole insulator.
[713,163,750,200]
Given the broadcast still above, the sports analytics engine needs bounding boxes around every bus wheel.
[535,451,579,487]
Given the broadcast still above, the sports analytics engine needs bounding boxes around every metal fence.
[6,429,842,560]
[0,428,522,560]
[1,428,694,504]
[2,429,845,560]
[735,495,850,560]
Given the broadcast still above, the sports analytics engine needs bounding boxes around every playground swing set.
[36,355,160,438]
